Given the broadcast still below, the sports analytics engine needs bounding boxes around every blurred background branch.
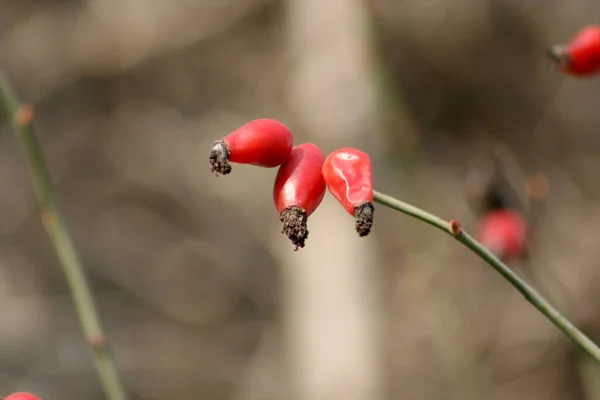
[0,71,127,400]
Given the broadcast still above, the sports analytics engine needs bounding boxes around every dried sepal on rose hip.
[547,25,600,77]
[273,143,327,250]
[209,118,293,176]
[322,147,375,237]
[4,393,43,400]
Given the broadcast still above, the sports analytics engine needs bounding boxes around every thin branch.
[0,70,127,400]
[373,190,600,365]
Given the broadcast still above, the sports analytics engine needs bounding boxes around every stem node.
[89,333,107,351]
[449,219,462,236]
[16,103,34,126]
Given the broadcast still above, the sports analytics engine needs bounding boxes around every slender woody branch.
[0,71,127,400]
[373,190,600,364]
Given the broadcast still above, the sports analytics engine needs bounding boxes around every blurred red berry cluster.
[469,159,533,262]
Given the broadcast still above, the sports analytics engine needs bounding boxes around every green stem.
[373,190,600,364]
[0,71,127,400]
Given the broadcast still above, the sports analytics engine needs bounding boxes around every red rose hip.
[4,393,43,400]
[273,143,327,250]
[477,209,528,262]
[322,147,375,237]
[209,119,293,176]
[547,25,600,77]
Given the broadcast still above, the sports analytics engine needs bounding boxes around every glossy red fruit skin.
[551,26,600,77]
[477,209,528,261]
[4,393,43,400]
[224,119,293,167]
[273,143,327,250]
[322,147,374,215]
[210,119,293,175]
[273,143,326,216]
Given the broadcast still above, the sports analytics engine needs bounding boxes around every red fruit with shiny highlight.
[209,119,293,176]
[548,26,600,77]
[322,147,375,237]
[273,143,327,250]
[477,209,528,262]
[4,393,43,400]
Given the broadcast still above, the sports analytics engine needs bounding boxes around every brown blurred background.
[2,0,600,399]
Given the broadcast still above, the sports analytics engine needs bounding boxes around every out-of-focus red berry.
[477,209,528,261]
[209,118,294,175]
[273,143,327,250]
[322,147,375,237]
[548,26,600,77]
[4,393,43,400]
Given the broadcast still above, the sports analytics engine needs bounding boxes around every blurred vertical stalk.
[0,71,127,400]
[282,0,387,399]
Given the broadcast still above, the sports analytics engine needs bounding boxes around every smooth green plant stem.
[373,190,600,365]
[0,71,127,400]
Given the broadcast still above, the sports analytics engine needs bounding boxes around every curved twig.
[373,190,600,364]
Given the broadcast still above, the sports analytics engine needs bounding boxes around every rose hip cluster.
[209,119,374,250]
